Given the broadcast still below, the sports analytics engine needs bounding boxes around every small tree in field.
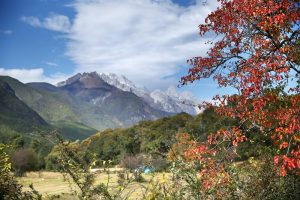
[177,0,300,197]
[0,144,41,200]
[11,148,38,177]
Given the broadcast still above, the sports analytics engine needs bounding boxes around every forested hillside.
[46,108,239,169]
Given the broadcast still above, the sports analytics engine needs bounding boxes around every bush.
[0,144,41,200]
[236,155,300,199]
[121,154,149,171]
[151,157,169,172]
[11,148,38,176]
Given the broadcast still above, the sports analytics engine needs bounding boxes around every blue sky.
[0,0,231,100]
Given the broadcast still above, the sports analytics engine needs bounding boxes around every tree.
[181,0,299,177]
[11,148,38,176]
[44,132,117,200]
[0,144,41,200]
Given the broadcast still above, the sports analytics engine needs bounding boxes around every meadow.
[18,170,171,199]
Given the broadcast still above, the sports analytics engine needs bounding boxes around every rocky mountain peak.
[57,73,82,87]
[57,72,109,89]
[57,72,199,115]
[97,73,200,115]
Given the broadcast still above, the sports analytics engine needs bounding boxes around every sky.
[0,0,233,100]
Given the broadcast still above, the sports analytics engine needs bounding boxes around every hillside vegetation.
[46,108,237,169]
[0,79,51,134]
[0,76,97,140]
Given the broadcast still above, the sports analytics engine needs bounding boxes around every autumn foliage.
[181,0,300,180]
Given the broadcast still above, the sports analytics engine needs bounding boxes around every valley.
[1,0,299,198]
[0,72,199,141]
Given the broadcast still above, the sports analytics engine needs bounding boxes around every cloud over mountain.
[0,68,67,84]
[21,0,219,90]
[67,0,218,89]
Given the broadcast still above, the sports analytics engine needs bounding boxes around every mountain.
[1,74,171,135]
[0,72,197,140]
[99,73,151,99]
[98,73,199,115]
[28,82,62,92]
[150,86,199,115]
[0,76,97,140]
[0,78,51,134]
[0,76,78,123]
[57,72,171,129]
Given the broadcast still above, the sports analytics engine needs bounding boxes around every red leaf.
[274,156,280,165]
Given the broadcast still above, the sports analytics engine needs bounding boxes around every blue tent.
[144,167,154,174]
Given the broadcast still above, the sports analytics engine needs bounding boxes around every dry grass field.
[18,170,171,199]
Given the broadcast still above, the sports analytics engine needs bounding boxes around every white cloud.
[20,0,219,90]
[45,62,59,67]
[21,16,42,27]
[43,14,72,32]
[0,68,68,84]
[65,0,219,89]
[21,14,71,33]
[2,30,13,35]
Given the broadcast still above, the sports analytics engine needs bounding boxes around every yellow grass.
[18,170,171,199]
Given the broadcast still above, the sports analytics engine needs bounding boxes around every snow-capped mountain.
[98,73,200,115]
[99,73,150,100]
[57,73,83,87]
[56,72,170,130]
[150,86,200,115]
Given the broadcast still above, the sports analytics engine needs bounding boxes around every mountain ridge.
[0,72,198,140]
[97,72,199,115]
[56,72,172,129]
[0,76,97,140]
[0,78,51,134]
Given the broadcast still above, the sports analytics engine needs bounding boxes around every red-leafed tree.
[181,0,300,177]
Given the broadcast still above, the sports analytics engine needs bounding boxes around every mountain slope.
[98,73,199,115]
[0,76,78,123]
[0,79,50,134]
[54,121,98,140]
[0,73,172,135]
[57,72,171,129]
[150,86,199,115]
[0,76,97,140]
[80,108,237,164]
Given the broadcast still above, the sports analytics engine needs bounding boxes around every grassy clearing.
[18,170,171,199]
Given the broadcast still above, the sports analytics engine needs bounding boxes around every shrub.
[151,157,169,172]
[11,148,38,176]
[121,155,141,171]
[0,144,41,200]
